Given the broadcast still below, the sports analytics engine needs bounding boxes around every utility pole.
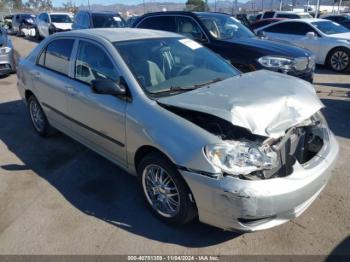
[315,0,320,18]
[87,0,91,10]
[338,0,343,14]
[279,0,282,11]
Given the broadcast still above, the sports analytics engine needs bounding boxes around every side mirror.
[195,32,208,43]
[257,30,266,38]
[91,79,126,96]
[306,31,316,38]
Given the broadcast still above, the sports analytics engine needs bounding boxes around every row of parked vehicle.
[5,10,350,75]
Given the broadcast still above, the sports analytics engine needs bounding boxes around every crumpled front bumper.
[180,131,339,232]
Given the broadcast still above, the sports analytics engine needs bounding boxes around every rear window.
[92,14,125,28]
[38,39,74,76]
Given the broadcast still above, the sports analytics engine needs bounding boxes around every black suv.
[133,12,315,82]
[72,10,126,30]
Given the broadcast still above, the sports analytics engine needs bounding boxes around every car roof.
[46,12,73,15]
[77,10,121,15]
[275,18,327,23]
[57,28,181,42]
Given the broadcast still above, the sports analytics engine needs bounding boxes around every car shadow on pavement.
[0,99,240,247]
[326,236,350,261]
[321,98,350,140]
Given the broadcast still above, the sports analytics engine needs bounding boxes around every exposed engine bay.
[161,104,326,180]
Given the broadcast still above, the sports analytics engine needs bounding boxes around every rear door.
[32,38,76,130]
[67,39,127,166]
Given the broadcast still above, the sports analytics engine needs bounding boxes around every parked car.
[0,15,13,33]
[322,14,350,30]
[258,19,350,72]
[133,12,315,82]
[17,28,338,232]
[12,13,36,36]
[251,18,285,31]
[258,11,313,20]
[126,16,140,27]
[0,27,16,75]
[36,12,73,39]
[72,10,126,30]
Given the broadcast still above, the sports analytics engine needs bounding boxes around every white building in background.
[294,5,349,13]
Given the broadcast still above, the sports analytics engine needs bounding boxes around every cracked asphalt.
[0,36,349,255]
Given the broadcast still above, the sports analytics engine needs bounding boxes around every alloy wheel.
[142,164,180,218]
[29,99,45,133]
[330,50,349,71]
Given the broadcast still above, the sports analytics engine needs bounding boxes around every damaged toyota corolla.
[17,29,339,232]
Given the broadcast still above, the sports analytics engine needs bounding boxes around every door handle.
[33,72,41,79]
[66,86,79,96]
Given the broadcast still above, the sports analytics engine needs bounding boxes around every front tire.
[327,47,350,72]
[137,152,197,226]
[27,96,53,137]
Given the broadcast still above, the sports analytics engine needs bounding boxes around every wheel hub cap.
[142,165,180,218]
[331,51,349,71]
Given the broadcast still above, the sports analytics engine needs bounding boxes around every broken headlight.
[205,141,278,176]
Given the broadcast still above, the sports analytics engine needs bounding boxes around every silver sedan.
[17,28,338,231]
[257,19,350,72]
[0,27,16,75]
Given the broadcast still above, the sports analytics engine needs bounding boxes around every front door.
[67,39,127,166]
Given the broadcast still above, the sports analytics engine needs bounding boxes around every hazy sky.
[51,0,248,7]
[52,0,186,7]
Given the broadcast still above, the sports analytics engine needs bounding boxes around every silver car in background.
[257,19,350,72]
[17,28,338,232]
[0,27,16,75]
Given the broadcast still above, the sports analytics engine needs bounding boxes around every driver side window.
[75,41,119,85]
[176,16,205,41]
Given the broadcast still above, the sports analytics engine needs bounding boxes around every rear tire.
[27,96,54,137]
[327,47,350,72]
[137,152,197,226]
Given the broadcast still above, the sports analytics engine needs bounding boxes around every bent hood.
[52,22,72,30]
[158,70,324,138]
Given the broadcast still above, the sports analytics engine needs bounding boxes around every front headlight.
[205,141,278,176]
[0,47,11,54]
[258,56,293,70]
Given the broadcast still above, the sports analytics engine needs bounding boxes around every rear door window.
[264,22,316,35]
[38,39,74,76]
[137,16,176,31]
[263,12,275,19]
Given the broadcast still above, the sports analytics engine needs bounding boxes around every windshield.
[311,21,349,34]
[198,13,255,40]
[92,14,126,28]
[50,14,72,23]
[114,38,239,97]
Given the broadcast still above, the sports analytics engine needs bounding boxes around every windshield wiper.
[150,86,196,95]
[193,77,224,88]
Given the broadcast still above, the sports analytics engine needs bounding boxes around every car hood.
[158,70,324,138]
[52,22,72,30]
[327,32,350,40]
[224,37,312,57]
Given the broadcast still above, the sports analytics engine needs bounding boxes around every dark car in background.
[72,10,126,30]
[251,18,285,31]
[322,14,350,29]
[12,13,36,36]
[133,11,315,82]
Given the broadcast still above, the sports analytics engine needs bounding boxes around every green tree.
[24,0,52,10]
[185,0,209,12]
